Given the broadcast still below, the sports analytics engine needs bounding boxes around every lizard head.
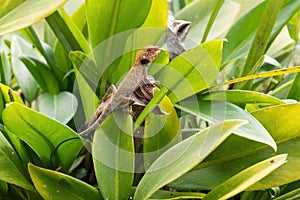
[135,46,160,66]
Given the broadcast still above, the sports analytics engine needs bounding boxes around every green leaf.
[143,91,182,169]
[169,103,300,191]
[203,90,284,107]
[222,0,300,65]
[70,51,99,119]
[153,40,221,103]
[134,120,247,200]
[0,133,34,191]
[0,180,7,198]
[178,100,277,151]
[287,72,300,100]
[237,0,284,89]
[37,92,78,124]
[86,0,152,48]
[20,57,60,94]
[61,8,90,54]
[142,0,167,28]
[201,0,225,43]
[0,83,24,122]
[175,0,239,45]
[274,187,300,200]
[28,163,101,200]
[203,154,287,200]
[46,11,82,52]
[11,35,38,102]
[148,190,205,199]
[0,49,11,86]
[0,0,68,36]
[3,103,82,172]
[93,111,134,200]
[0,82,24,104]
[287,11,300,42]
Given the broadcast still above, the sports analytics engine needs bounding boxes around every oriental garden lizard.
[78,46,160,141]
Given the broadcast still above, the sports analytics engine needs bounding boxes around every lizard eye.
[140,58,150,65]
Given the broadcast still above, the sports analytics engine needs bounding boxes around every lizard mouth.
[152,49,161,59]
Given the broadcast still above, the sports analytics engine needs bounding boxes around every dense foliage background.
[1,0,300,199]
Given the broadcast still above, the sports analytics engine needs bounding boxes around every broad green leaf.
[222,0,300,65]
[28,163,101,200]
[143,91,182,169]
[203,90,284,107]
[0,0,68,36]
[175,0,239,45]
[20,57,60,94]
[11,35,38,102]
[153,40,221,103]
[0,133,34,191]
[37,92,78,124]
[93,111,134,200]
[134,120,247,200]
[86,0,152,48]
[203,154,287,200]
[178,100,277,151]
[142,0,168,28]
[169,103,300,191]
[3,103,83,172]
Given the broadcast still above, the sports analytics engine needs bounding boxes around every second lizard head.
[135,46,160,67]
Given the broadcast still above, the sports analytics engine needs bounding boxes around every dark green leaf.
[0,133,34,191]
[3,103,82,172]
[28,163,101,199]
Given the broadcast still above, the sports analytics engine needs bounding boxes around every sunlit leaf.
[134,120,247,200]
[0,0,68,36]
[203,155,287,200]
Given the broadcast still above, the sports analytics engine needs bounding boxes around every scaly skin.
[78,46,160,141]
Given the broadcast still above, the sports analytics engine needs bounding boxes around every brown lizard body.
[78,46,160,140]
